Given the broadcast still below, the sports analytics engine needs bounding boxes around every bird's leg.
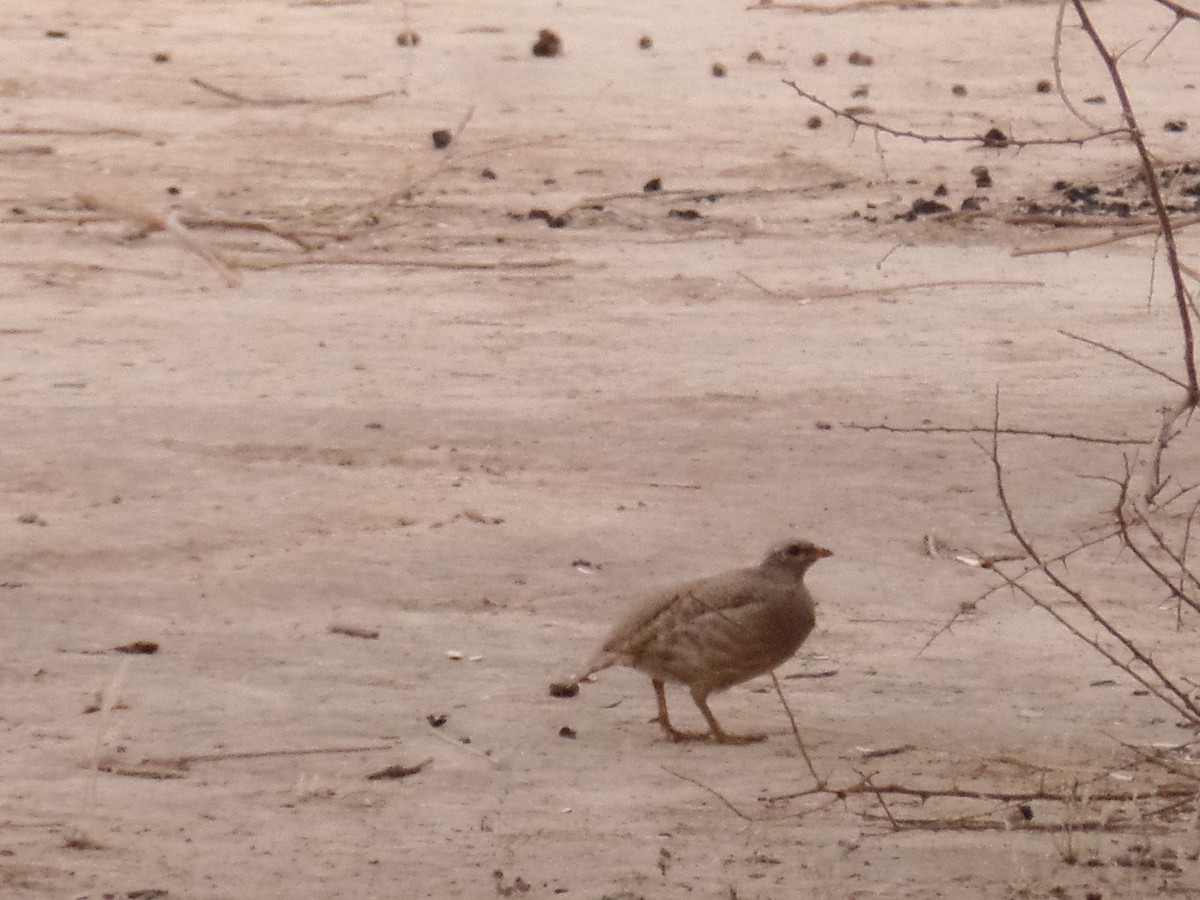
[690,685,766,744]
[652,679,709,742]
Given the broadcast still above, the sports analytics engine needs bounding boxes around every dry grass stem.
[190,77,396,107]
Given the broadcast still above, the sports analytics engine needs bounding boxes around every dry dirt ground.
[3,0,1200,897]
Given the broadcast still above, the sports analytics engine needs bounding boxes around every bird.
[551,539,832,744]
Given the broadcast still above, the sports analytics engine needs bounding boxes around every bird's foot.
[713,730,767,745]
[659,724,766,744]
[658,723,713,743]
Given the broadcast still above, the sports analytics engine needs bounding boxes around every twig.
[328,624,380,640]
[861,816,1174,834]
[988,390,1200,725]
[1052,0,1105,132]
[783,80,1122,148]
[771,672,824,788]
[366,757,432,780]
[1006,212,1200,233]
[918,526,1123,656]
[0,145,53,155]
[1012,216,1200,256]
[662,767,761,821]
[842,421,1148,446]
[235,253,572,272]
[1058,329,1188,389]
[773,777,1196,805]
[425,723,499,766]
[76,193,240,287]
[1070,0,1200,397]
[750,0,1058,10]
[163,212,241,287]
[859,771,901,830]
[0,126,141,137]
[360,105,476,212]
[190,77,396,107]
[1112,474,1200,618]
[161,743,395,765]
[1149,0,1200,23]
[737,272,1044,300]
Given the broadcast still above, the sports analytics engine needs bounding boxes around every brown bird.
[554,539,831,743]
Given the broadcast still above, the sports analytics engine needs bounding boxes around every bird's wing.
[593,568,785,660]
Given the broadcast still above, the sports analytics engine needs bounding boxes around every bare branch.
[771,672,825,789]
[843,421,1147,446]
[1070,0,1200,399]
[1149,0,1200,22]
[783,81,1123,148]
[1058,329,1188,389]
[989,391,1200,725]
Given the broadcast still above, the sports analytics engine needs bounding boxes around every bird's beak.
[814,546,833,559]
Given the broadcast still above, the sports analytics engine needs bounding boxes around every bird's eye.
[787,544,802,556]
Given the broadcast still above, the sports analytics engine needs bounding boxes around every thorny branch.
[988,391,1200,726]
[782,80,1124,148]
[1058,329,1188,390]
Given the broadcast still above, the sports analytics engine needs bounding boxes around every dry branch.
[1150,0,1200,22]
[988,392,1200,726]
[783,80,1123,148]
[1012,216,1200,257]
[1058,329,1188,390]
[843,421,1148,446]
[155,743,394,767]
[1069,0,1200,399]
[750,0,1057,10]
[738,271,1044,301]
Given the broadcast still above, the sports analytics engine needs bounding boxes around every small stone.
[396,30,420,46]
[643,177,662,192]
[812,52,828,67]
[847,50,873,66]
[431,129,453,150]
[638,35,653,50]
[951,84,967,97]
[806,115,822,129]
[152,52,171,63]
[747,49,764,63]
[1036,79,1052,93]
[711,61,727,78]
[981,127,1009,147]
[532,29,562,58]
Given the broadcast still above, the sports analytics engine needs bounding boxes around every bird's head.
[762,539,833,577]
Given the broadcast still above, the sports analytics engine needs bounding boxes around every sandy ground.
[3,0,1200,897]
